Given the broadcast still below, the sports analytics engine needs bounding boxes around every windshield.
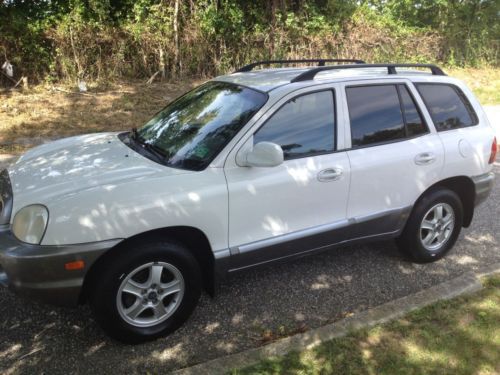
[135,81,267,171]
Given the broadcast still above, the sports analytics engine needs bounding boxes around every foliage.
[0,0,498,84]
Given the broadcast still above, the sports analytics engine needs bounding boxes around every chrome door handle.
[317,168,343,182]
[415,152,436,165]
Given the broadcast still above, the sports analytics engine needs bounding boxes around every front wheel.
[89,241,201,344]
[397,188,464,263]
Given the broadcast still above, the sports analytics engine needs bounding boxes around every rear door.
[341,80,445,237]
[415,82,495,177]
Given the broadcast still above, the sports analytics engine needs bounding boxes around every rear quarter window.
[416,83,478,131]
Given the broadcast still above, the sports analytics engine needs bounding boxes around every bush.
[0,0,497,85]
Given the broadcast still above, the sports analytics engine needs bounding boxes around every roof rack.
[235,59,366,73]
[291,63,446,82]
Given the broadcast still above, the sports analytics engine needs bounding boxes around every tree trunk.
[69,26,83,79]
[269,0,279,58]
[173,0,180,76]
[159,47,165,79]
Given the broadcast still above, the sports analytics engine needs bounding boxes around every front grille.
[0,169,13,225]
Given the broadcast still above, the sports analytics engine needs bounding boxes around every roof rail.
[291,63,446,82]
[235,59,365,73]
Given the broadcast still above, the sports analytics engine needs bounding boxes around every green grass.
[447,68,500,106]
[231,276,500,375]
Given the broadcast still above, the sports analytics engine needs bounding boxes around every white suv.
[0,60,496,343]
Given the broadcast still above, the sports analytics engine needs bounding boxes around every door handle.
[317,168,343,182]
[414,152,436,165]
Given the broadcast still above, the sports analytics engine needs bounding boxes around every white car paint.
[9,133,229,250]
[483,106,499,139]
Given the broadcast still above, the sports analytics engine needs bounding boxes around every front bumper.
[472,171,495,206]
[0,226,121,306]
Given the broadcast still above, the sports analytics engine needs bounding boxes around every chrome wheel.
[116,262,185,328]
[419,203,455,251]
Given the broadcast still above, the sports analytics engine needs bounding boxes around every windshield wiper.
[130,127,140,141]
[143,142,169,160]
[129,128,169,162]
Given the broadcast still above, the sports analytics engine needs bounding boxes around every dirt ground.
[0,79,201,153]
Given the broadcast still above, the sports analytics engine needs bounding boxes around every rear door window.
[416,84,478,131]
[346,85,405,147]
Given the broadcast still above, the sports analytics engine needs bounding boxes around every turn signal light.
[65,260,85,271]
[489,137,497,164]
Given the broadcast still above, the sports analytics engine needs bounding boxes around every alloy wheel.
[419,202,455,251]
[116,262,185,327]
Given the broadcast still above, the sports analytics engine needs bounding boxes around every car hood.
[8,133,190,211]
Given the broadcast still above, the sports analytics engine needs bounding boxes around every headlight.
[12,205,49,244]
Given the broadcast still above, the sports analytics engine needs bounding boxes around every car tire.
[89,240,201,344]
[397,188,463,263]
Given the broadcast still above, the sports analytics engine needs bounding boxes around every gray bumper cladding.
[472,171,495,206]
[0,227,121,306]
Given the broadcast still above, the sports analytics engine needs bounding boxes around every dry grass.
[0,79,200,152]
[0,68,498,155]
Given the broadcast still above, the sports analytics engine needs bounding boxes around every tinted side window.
[254,91,335,160]
[398,85,427,137]
[416,84,478,131]
[346,85,405,147]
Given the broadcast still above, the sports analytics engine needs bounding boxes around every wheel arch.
[415,176,475,228]
[79,226,216,304]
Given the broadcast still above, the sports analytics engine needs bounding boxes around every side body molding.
[216,205,412,274]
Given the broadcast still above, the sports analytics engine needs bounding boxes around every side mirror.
[245,142,284,167]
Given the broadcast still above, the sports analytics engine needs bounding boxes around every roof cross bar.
[235,59,366,73]
[291,63,446,82]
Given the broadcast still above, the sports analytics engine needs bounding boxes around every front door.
[224,88,351,271]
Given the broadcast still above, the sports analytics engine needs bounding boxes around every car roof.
[214,67,442,92]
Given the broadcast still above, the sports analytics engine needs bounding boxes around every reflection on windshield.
[138,81,267,170]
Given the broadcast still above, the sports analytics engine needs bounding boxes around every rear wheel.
[89,240,201,344]
[397,188,463,263]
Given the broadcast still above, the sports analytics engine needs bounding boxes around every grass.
[447,67,500,106]
[0,79,200,152]
[0,68,498,154]
[231,275,500,375]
